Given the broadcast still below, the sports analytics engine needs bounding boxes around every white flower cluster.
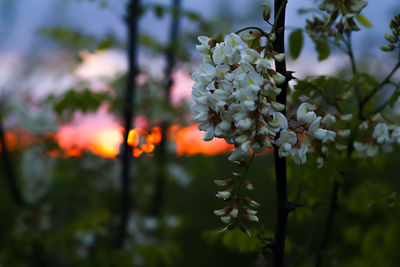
[192,33,287,161]
[276,103,337,165]
[192,33,337,165]
[354,122,400,158]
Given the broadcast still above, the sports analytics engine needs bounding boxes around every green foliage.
[203,229,262,253]
[315,39,330,61]
[51,88,112,116]
[289,29,304,60]
[39,27,121,52]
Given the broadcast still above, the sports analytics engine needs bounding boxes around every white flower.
[220,216,232,224]
[373,123,389,144]
[354,141,369,158]
[197,63,216,83]
[276,130,297,157]
[216,191,232,200]
[338,129,351,138]
[256,58,271,72]
[323,130,336,143]
[290,143,309,164]
[272,73,286,85]
[236,118,253,131]
[243,48,261,63]
[322,114,336,127]
[203,127,215,141]
[271,112,288,130]
[224,33,244,51]
[392,126,400,144]
[195,36,211,54]
[297,103,316,123]
[192,104,209,122]
[274,53,285,62]
[214,209,226,216]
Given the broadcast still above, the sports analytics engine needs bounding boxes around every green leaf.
[153,5,164,18]
[289,29,303,60]
[356,14,372,28]
[315,39,330,61]
[186,11,201,21]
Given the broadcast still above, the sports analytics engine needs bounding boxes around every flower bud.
[385,32,397,43]
[240,224,252,237]
[380,44,395,52]
[214,179,233,187]
[335,143,348,150]
[220,216,232,224]
[219,223,234,233]
[359,121,368,130]
[271,101,286,112]
[240,33,256,42]
[244,181,254,190]
[316,156,324,169]
[339,113,353,122]
[214,209,226,216]
[242,197,261,207]
[274,53,285,62]
[240,140,251,152]
[269,33,276,42]
[273,73,286,85]
[230,208,239,218]
[262,2,271,21]
[338,129,351,137]
[244,207,257,215]
[216,189,233,200]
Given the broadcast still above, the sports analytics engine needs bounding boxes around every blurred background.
[1,0,400,266]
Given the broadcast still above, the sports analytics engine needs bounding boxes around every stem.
[0,109,24,206]
[235,26,267,35]
[315,135,354,266]
[150,0,181,217]
[272,1,288,266]
[344,32,357,75]
[315,181,339,267]
[115,0,140,248]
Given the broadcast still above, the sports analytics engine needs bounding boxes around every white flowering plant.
[191,0,400,265]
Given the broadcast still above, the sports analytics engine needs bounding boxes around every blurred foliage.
[39,27,122,53]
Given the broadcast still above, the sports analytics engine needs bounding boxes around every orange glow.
[0,128,36,152]
[90,128,123,158]
[170,124,234,156]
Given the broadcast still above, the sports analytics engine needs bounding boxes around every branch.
[115,0,140,248]
[150,0,181,218]
[272,1,289,267]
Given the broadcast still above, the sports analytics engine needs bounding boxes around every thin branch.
[344,32,357,75]
[115,0,140,248]
[359,60,400,119]
[272,1,289,267]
